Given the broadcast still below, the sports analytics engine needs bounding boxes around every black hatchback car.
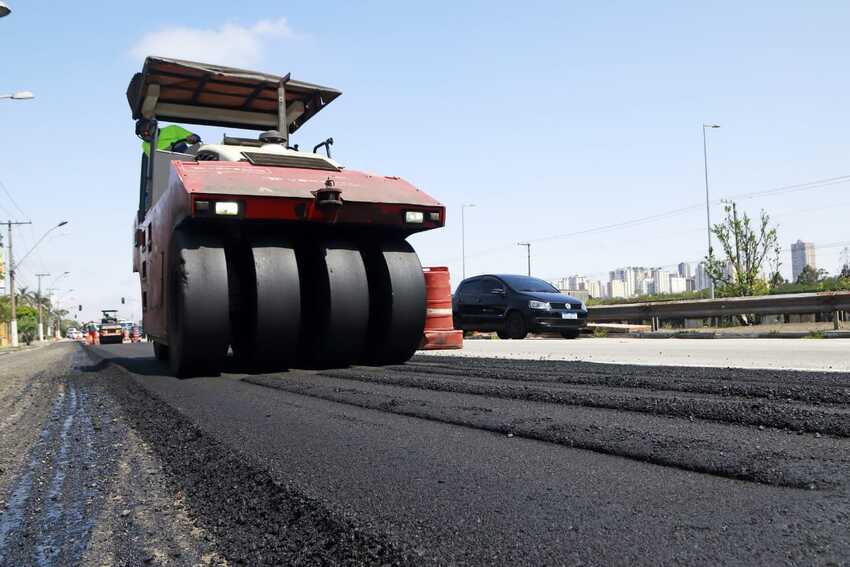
[452,274,588,339]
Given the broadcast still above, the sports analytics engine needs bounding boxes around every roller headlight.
[405,211,425,224]
[215,201,240,216]
[529,300,551,310]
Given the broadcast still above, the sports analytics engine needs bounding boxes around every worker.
[143,124,202,155]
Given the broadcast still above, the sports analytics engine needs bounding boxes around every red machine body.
[128,57,448,375]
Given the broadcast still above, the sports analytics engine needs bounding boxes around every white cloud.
[130,18,299,68]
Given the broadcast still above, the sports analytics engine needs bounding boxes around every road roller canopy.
[126,56,341,133]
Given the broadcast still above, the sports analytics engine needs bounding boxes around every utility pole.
[461,203,476,280]
[5,220,33,348]
[517,242,531,276]
[702,123,720,299]
[35,272,50,342]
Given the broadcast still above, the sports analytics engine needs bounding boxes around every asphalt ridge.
[81,345,418,566]
[81,342,850,566]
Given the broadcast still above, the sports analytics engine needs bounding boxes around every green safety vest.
[142,124,195,156]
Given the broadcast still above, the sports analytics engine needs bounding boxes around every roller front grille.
[242,152,340,171]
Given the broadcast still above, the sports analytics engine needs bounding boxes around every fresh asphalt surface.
[65,341,850,566]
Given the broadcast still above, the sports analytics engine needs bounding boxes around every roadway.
[1,342,849,565]
[424,336,850,372]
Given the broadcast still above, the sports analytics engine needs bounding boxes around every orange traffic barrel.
[420,267,463,350]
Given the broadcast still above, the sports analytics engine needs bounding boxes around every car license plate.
[561,312,578,320]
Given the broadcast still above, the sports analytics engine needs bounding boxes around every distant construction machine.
[98,310,124,345]
[127,57,446,376]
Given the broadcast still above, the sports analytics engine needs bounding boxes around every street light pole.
[5,220,31,347]
[702,123,720,299]
[35,272,50,342]
[517,242,531,276]
[48,288,73,339]
[461,204,475,280]
[5,220,68,347]
[43,272,70,340]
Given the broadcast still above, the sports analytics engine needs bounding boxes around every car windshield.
[501,275,559,293]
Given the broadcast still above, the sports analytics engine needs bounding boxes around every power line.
[0,179,26,218]
[542,239,850,282]
[462,173,850,261]
[0,177,52,274]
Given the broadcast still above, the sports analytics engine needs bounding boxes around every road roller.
[127,57,445,376]
[98,310,125,345]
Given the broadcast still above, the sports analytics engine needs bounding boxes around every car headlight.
[580,302,587,311]
[529,300,551,310]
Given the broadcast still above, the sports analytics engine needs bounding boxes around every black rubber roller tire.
[298,239,369,367]
[153,341,169,361]
[231,235,300,370]
[167,229,230,377]
[361,238,426,365]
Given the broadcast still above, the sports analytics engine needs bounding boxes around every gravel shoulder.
[0,344,223,566]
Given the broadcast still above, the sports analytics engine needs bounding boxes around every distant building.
[652,269,671,294]
[695,262,710,291]
[608,279,627,299]
[677,262,692,278]
[791,240,816,282]
[568,275,586,291]
[610,267,642,298]
[669,275,687,294]
[586,280,603,298]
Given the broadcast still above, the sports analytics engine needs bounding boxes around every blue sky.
[2,1,849,321]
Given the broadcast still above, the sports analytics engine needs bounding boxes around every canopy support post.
[278,73,291,146]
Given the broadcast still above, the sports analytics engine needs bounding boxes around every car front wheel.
[505,311,528,340]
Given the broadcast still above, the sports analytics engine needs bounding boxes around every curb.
[623,331,850,339]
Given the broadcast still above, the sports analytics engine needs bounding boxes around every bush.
[17,315,37,345]
[592,327,609,338]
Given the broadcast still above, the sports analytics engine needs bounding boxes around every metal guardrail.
[587,291,850,323]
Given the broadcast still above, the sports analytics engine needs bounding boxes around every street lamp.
[0,91,35,101]
[702,123,720,299]
[0,2,11,18]
[8,220,69,347]
[40,272,69,342]
[517,242,531,276]
[461,203,476,280]
[49,288,74,339]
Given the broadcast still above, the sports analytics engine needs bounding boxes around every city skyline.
[551,239,833,299]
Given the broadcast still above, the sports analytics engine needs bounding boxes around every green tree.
[0,295,10,322]
[795,265,826,285]
[16,305,38,345]
[704,201,780,297]
[839,263,850,279]
[769,271,786,289]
